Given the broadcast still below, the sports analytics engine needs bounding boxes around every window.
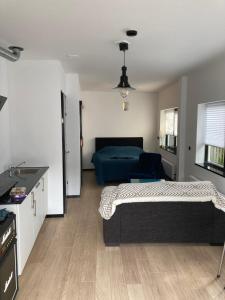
[204,101,225,174]
[196,100,225,176]
[205,145,224,169]
[159,108,178,154]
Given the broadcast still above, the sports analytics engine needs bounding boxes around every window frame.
[204,144,225,174]
[159,107,178,155]
[163,134,177,154]
[195,100,225,178]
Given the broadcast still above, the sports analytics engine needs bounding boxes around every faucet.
[9,161,26,177]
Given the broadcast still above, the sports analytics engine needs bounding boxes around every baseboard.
[82,168,94,171]
[105,242,120,246]
[46,214,64,218]
[210,242,224,246]
[67,195,80,198]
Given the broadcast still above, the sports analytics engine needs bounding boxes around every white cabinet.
[2,171,48,275]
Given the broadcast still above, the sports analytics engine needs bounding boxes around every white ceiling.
[1,0,225,92]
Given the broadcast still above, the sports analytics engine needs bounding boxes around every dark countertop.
[0,167,49,205]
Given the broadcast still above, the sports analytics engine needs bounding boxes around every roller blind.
[205,101,225,148]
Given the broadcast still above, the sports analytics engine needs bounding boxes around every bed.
[92,137,143,185]
[101,181,225,246]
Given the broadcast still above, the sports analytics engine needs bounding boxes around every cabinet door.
[41,172,48,218]
[33,181,43,239]
[18,194,35,274]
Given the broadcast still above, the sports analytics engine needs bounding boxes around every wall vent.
[162,158,176,180]
[188,175,200,181]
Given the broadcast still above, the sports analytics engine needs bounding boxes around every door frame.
[79,100,83,186]
[61,91,66,214]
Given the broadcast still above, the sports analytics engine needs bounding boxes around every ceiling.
[1,0,225,92]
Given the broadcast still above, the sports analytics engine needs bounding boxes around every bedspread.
[99,181,225,220]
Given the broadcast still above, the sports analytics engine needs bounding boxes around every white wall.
[65,74,81,196]
[157,78,188,181]
[8,60,65,214]
[157,81,180,167]
[185,53,225,193]
[177,77,188,181]
[0,58,11,172]
[81,91,158,169]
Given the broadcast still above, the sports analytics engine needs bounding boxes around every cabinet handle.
[33,199,36,216]
[31,192,34,209]
[35,182,41,189]
[42,177,44,192]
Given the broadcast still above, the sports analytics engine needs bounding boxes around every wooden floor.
[17,171,225,300]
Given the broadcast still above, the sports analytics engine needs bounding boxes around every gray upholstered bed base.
[103,201,225,246]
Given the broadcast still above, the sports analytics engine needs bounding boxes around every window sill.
[195,163,225,178]
[160,146,177,155]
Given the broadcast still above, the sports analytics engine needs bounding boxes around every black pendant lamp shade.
[114,42,135,98]
[116,65,135,89]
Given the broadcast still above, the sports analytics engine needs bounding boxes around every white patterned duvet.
[99,181,225,220]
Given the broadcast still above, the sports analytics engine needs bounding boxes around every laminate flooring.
[17,171,225,300]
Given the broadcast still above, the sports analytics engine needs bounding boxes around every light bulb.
[120,89,129,99]
[122,99,128,111]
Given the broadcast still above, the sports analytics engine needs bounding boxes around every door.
[61,91,66,214]
[79,101,83,186]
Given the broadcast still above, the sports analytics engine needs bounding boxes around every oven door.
[0,239,18,300]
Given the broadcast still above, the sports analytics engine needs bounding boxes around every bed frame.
[103,201,225,245]
[95,137,143,152]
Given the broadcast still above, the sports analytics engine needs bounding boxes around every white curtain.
[165,109,178,136]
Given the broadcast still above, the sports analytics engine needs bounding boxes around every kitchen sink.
[15,168,39,175]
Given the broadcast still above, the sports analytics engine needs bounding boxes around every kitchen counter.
[0,167,49,205]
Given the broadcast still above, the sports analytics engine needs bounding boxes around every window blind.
[205,101,225,148]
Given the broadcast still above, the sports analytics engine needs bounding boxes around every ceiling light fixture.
[126,30,138,37]
[114,41,135,99]
[67,53,79,58]
[0,45,24,62]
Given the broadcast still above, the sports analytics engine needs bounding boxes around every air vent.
[0,95,7,111]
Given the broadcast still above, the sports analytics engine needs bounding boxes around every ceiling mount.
[0,45,24,62]
[126,30,138,37]
[119,42,128,52]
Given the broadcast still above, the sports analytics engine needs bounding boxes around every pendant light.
[114,42,135,99]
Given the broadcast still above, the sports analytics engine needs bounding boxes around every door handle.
[33,199,36,216]
[42,177,44,192]
[31,192,34,209]
[66,150,70,154]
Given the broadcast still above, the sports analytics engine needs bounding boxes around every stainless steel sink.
[15,168,39,175]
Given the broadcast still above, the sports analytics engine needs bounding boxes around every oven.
[0,213,18,300]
